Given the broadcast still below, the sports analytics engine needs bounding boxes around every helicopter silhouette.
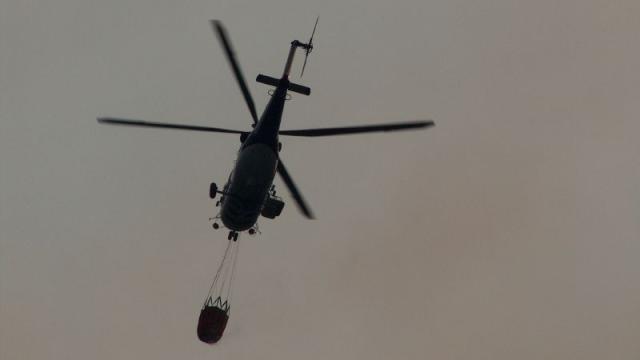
[98,19,434,241]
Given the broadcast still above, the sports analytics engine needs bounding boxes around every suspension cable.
[204,240,233,305]
[227,240,241,306]
[218,243,234,301]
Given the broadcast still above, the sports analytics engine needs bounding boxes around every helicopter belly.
[221,144,278,231]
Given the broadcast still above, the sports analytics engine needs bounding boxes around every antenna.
[300,16,319,77]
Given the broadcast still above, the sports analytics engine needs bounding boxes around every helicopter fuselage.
[219,79,288,231]
[220,143,278,231]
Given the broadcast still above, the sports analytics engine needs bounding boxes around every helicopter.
[98,19,434,241]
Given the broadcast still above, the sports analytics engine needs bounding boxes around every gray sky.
[2,0,640,359]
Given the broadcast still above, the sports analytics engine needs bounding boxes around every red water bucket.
[197,306,229,344]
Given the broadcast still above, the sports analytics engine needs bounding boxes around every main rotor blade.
[98,117,247,134]
[211,20,259,124]
[277,160,314,219]
[279,120,434,137]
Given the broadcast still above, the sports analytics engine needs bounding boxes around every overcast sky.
[2,0,640,359]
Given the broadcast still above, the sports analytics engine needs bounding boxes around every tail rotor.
[300,16,319,77]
